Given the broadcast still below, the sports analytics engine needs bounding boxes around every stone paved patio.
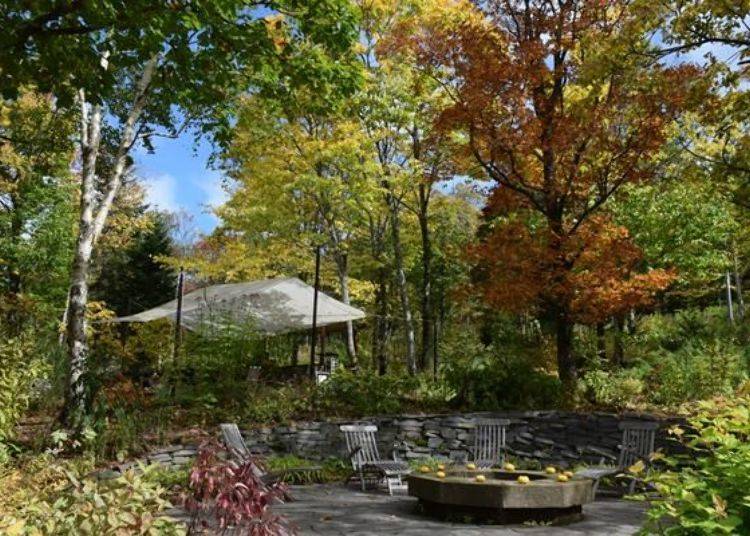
[275,484,647,535]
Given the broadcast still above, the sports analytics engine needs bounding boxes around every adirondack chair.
[576,420,658,498]
[220,423,321,498]
[220,422,252,462]
[340,424,411,495]
[473,418,510,469]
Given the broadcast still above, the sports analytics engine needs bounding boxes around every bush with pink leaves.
[184,440,295,535]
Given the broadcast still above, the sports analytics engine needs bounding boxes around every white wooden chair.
[219,422,321,501]
[473,418,510,469]
[577,420,658,498]
[340,424,410,495]
[220,422,252,462]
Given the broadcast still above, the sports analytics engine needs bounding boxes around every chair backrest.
[617,421,658,469]
[220,423,250,461]
[340,424,381,469]
[473,418,510,464]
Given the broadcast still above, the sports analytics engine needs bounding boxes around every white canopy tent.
[112,277,365,334]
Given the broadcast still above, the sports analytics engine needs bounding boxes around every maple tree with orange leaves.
[389,0,708,388]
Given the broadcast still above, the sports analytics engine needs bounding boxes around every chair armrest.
[391,441,409,462]
[576,466,620,480]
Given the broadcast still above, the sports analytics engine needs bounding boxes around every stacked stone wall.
[238,410,684,467]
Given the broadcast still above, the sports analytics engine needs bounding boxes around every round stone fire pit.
[407,469,594,525]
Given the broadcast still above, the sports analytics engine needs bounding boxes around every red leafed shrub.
[184,440,295,535]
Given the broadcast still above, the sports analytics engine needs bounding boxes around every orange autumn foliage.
[472,209,676,326]
[387,0,706,383]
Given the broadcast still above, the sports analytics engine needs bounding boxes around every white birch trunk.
[63,57,157,423]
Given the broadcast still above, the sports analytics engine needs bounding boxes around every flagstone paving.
[275,484,647,535]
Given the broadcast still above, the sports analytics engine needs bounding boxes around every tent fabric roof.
[112,277,366,334]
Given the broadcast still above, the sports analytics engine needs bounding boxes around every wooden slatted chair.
[340,424,410,495]
[576,420,658,498]
[473,418,510,469]
[220,422,252,462]
[219,423,320,502]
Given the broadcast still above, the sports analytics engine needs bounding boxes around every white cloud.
[195,172,230,209]
[142,172,181,213]
[193,172,230,226]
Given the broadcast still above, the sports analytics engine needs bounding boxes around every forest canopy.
[3,1,750,531]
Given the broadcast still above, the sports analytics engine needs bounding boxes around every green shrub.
[241,382,313,424]
[0,332,50,464]
[441,353,561,410]
[265,454,348,484]
[437,327,560,410]
[146,464,189,490]
[645,342,747,406]
[640,397,750,534]
[635,309,720,354]
[315,369,420,416]
[80,376,173,460]
[578,369,644,409]
[0,456,183,535]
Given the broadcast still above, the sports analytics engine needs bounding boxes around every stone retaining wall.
[241,411,684,468]
[134,411,683,471]
[119,444,198,473]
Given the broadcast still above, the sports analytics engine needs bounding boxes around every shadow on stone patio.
[274,484,646,535]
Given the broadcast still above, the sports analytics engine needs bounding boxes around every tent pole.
[319,325,327,368]
[172,267,184,397]
[309,246,321,380]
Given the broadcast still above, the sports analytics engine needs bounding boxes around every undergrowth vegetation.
[578,308,750,410]
[640,396,750,535]
[0,455,182,535]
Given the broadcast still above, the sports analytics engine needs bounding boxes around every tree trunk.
[62,58,156,425]
[611,314,624,368]
[388,193,417,375]
[334,252,357,366]
[63,95,102,424]
[433,286,445,377]
[290,335,300,367]
[733,242,745,320]
[373,267,389,376]
[595,322,606,363]
[417,184,433,374]
[726,271,735,325]
[555,309,576,393]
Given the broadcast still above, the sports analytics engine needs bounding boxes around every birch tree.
[1,0,359,424]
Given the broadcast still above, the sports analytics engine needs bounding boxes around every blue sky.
[134,136,228,235]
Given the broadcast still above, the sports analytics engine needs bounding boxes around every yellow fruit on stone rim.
[437,464,446,471]
[466,463,476,470]
[545,466,556,474]
[503,463,516,471]
[419,465,431,473]
[517,475,530,484]
[436,471,446,478]
[475,474,486,482]
[557,474,569,482]
[563,471,574,478]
